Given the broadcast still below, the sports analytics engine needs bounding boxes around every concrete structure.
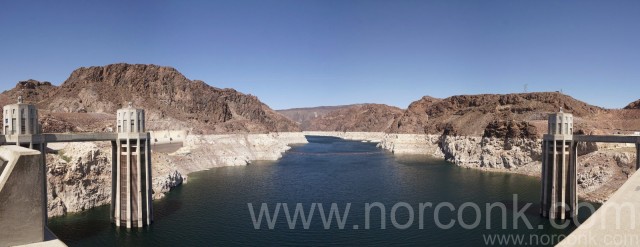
[540,110,577,220]
[557,159,640,246]
[3,96,40,136]
[541,110,640,220]
[0,146,47,246]
[112,104,153,228]
[0,99,153,246]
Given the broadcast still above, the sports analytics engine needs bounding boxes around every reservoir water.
[49,136,592,246]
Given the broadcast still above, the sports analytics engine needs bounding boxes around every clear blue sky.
[1,0,639,110]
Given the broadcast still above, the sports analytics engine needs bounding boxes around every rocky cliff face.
[483,120,538,139]
[439,136,543,175]
[47,143,112,217]
[388,96,440,134]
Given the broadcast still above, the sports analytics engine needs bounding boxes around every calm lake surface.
[49,136,593,246]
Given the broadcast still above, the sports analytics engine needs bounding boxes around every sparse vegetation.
[57,150,72,163]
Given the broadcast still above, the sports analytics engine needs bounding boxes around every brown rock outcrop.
[0,79,56,121]
[624,99,640,109]
[483,120,538,140]
[0,79,55,105]
[391,96,440,134]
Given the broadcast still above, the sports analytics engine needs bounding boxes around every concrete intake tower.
[112,103,153,228]
[540,109,577,220]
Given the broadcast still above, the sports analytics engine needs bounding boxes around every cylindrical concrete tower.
[112,102,153,228]
[541,109,577,220]
[2,96,45,155]
[3,96,40,136]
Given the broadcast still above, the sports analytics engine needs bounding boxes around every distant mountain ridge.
[278,93,640,137]
[277,104,367,130]
[289,104,404,132]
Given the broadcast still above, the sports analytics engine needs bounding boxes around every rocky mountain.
[388,92,606,136]
[303,104,404,132]
[0,64,300,134]
[386,96,440,134]
[0,79,55,107]
[625,99,640,109]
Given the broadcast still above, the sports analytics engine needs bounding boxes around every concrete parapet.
[557,161,640,246]
[0,146,46,247]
